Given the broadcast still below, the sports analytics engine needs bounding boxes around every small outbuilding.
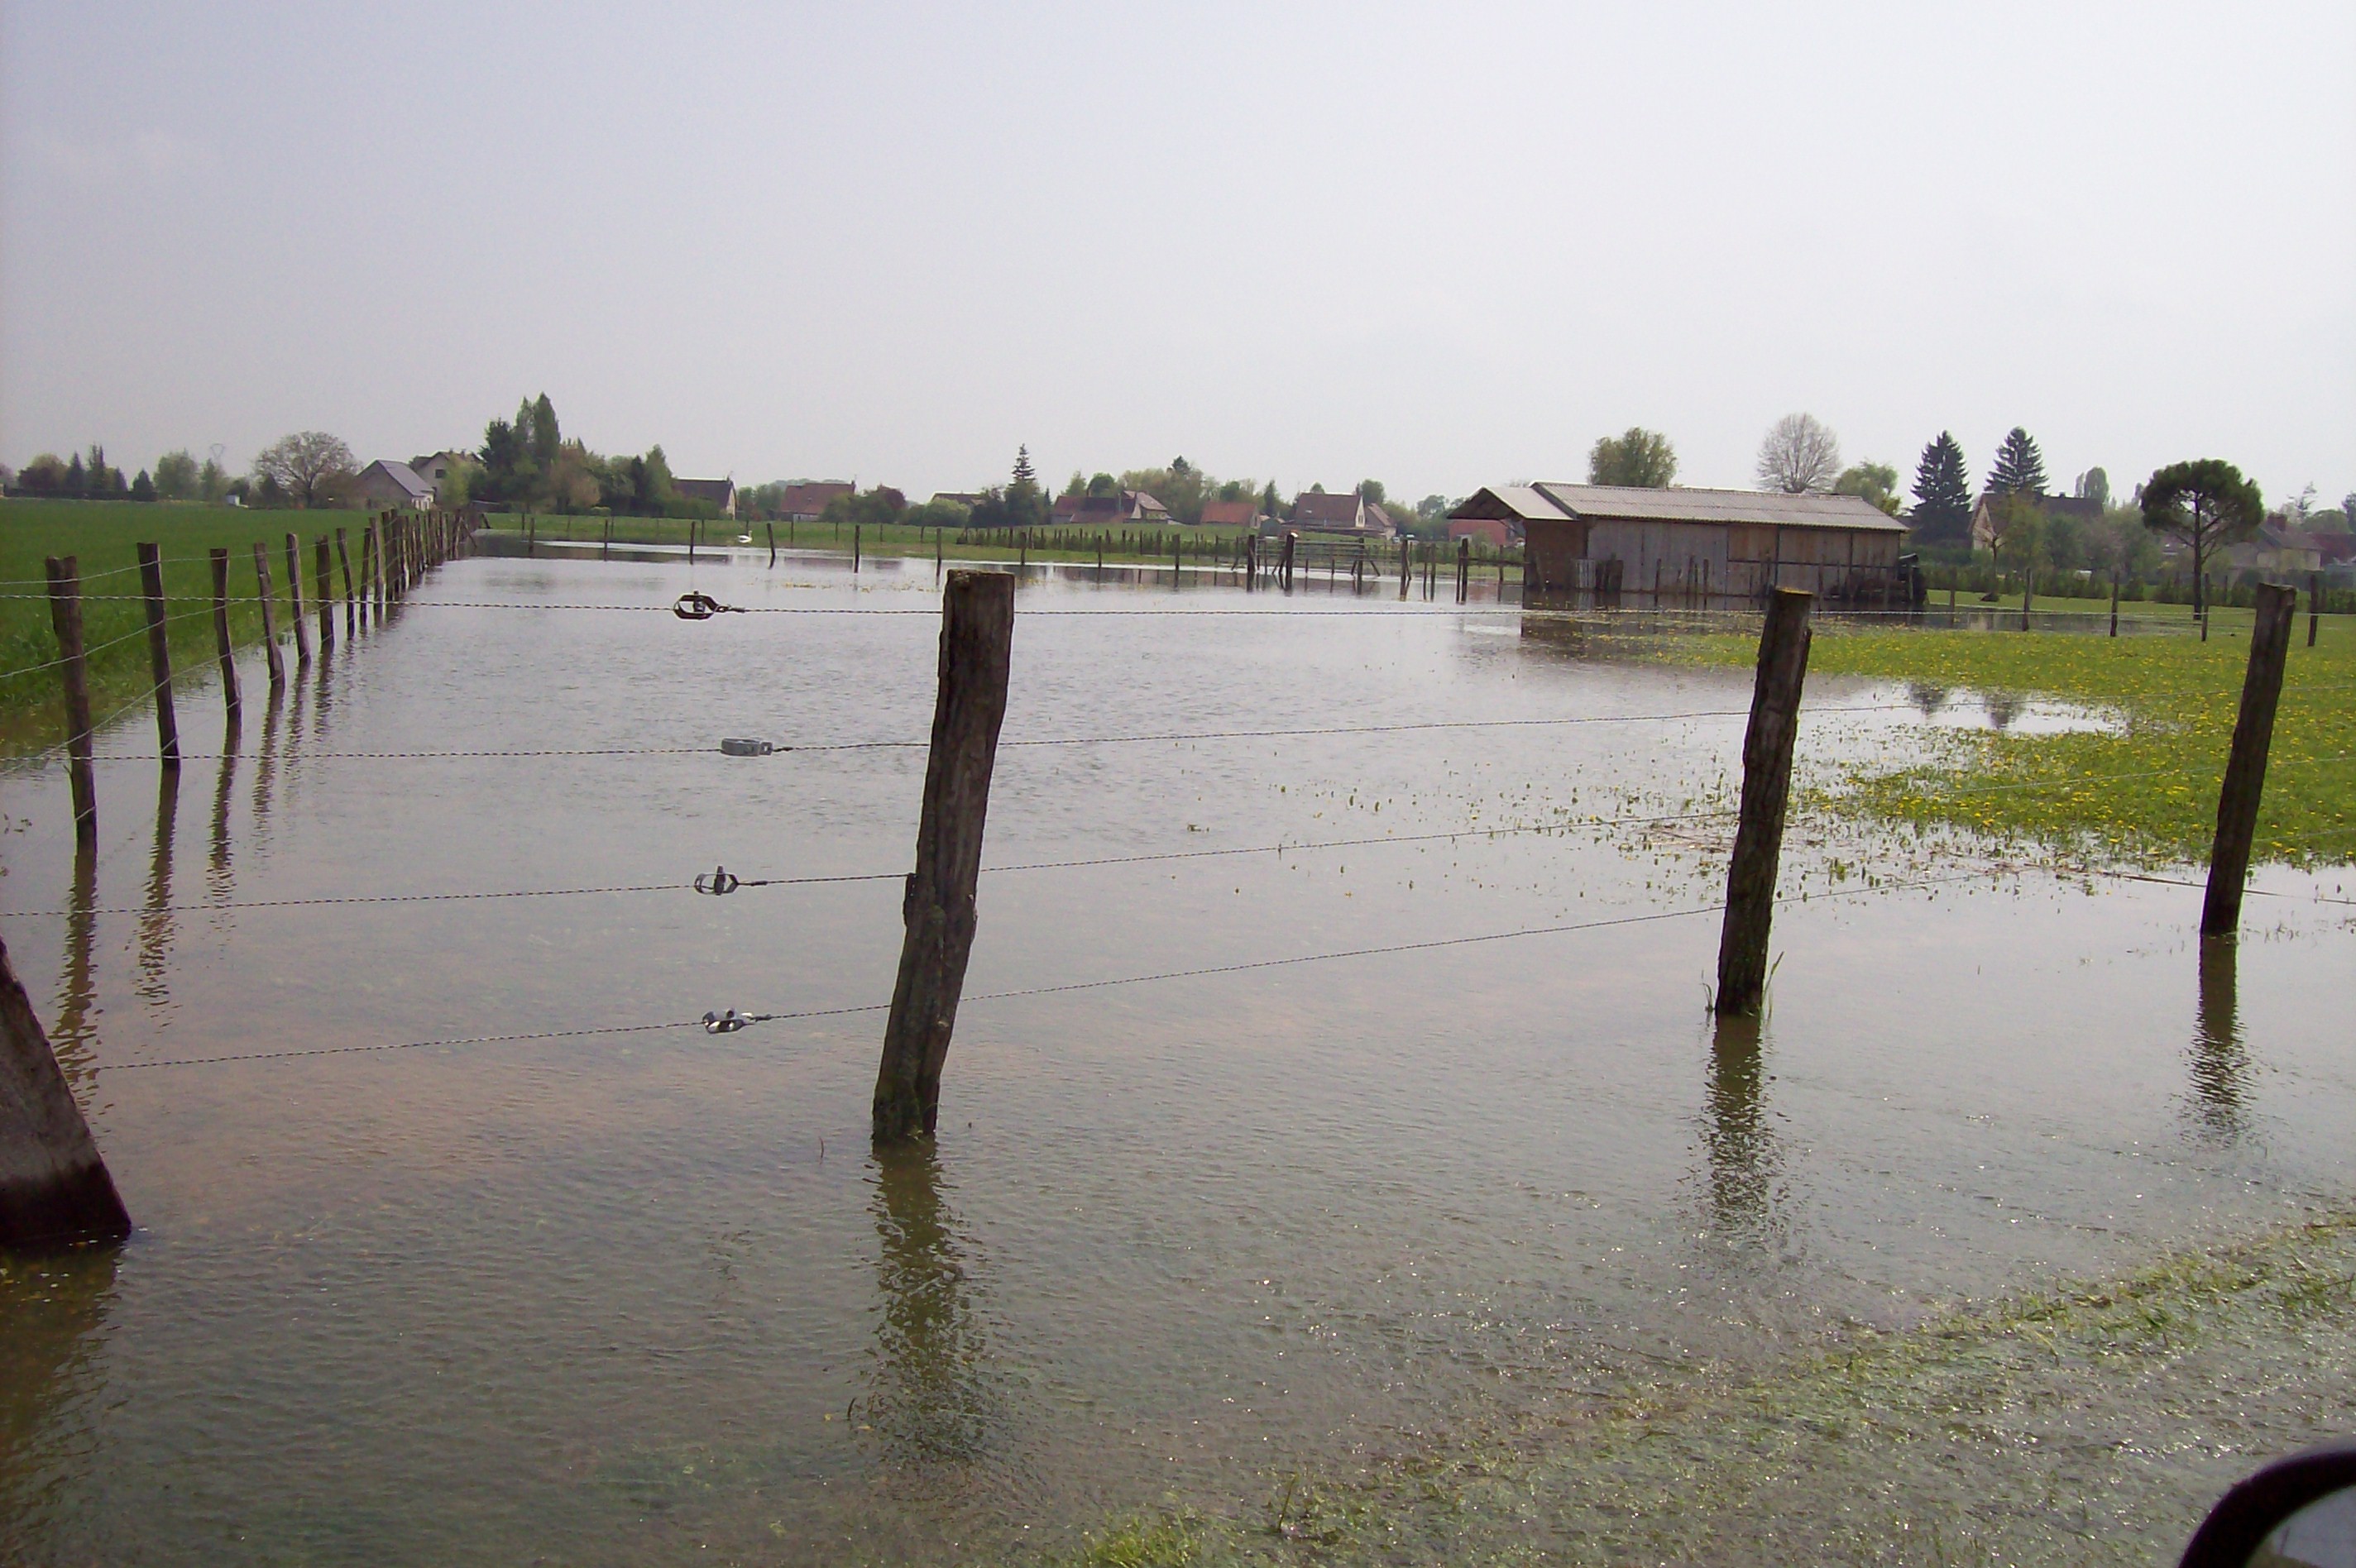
[1450,483,1913,606]
[351,460,435,511]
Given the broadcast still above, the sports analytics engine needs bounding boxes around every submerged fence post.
[873,570,1015,1143]
[1716,587,1813,1014]
[336,528,356,634]
[210,548,242,721]
[283,534,313,667]
[2201,582,2296,938]
[1456,538,1470,604]
[0,928,131,1249]
[855,523,862,573]
[766,522,776,568]
[1281,530,1295,592]
[314,536,335,651]
[43,558,98,849]
[250,543,285,691]
[137,543,180,769]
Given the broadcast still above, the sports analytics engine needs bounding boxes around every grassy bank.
[0,499,375,754]
[1659,610,2354,867]
[1064,1211,2356,1566]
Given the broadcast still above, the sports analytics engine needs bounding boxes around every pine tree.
[529,394,560,468]
[1986,427,2047,496]
[1011,445,1037,487]
[1910,433,1971,542]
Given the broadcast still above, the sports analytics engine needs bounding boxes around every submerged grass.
[1052,1211,2356,1566]
[1659,613,2356,868]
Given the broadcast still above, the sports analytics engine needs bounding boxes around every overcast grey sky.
[4,2,2351,508]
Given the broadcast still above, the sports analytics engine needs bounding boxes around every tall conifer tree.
[1910,433,1971,543]
[1986,427,2047,496]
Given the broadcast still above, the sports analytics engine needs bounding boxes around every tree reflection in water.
[1703,1012,1784,1241]
[2187,935,2251,1140]
[864,1143,1001,1473]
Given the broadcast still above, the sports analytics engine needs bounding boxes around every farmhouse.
[1450,483,1912,605]
[1290,491,1396,538]
[1198,500,1264,530]
[670,477,737,517]
[1971,490,2100,552]
[1050,489,1171,528]
[351,460,434,510]
[775,480,854,520]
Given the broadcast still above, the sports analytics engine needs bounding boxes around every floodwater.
[0,550,2349,1565]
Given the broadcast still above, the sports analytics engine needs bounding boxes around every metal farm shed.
[1450,484,1913,608]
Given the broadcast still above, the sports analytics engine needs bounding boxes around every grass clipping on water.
[1062,1212,2356,1567]
[1669,622,2354,868]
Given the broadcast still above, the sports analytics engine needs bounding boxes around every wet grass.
[0,500,359,755]
[1052,1210,2356,1566]
[1660,611,2356,868]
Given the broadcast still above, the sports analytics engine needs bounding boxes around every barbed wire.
[0,605,218,682]
[94,868,1995,1072]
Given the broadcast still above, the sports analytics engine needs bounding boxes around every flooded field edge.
[1049,1205,2356,1568]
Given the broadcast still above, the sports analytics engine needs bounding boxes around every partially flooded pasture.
[0,552,2349,1564]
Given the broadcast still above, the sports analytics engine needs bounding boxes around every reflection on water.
[1906,681,1951,718]
[865,1145,1003,1474]
[1703,1013,1783,1241]
[0,1246,119,1525]
[251,686,283,850]
[50,847,98,1086]
[135,768,179,1006]
[1985,691,2023,732]
[2189,937,2249,1140]
[206,721,237,904]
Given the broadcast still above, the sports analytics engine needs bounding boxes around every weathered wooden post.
[528,512,538,557]
[2311,572,2323,649]
[766,523,776,567]
[283,534,313,667]
[873,570,1015,1142]
[936,530,943,578]
[314,537,335,651]
[210,548,242,720]
[1400,538,1411,597]
[1281,530,1295,591]
[358,525,376,625]
[855,523,862,573]
[250,543,285,691]
[1456,537,1471,604]
[137,543,180,769]
[2201,582,2296,938]
[43,559,98,849]
[1018,530,1027,571]
[336,528,357,633]
[2109,573,2120,638]
[0,928,131,1249]
[1715,587,1813,1014]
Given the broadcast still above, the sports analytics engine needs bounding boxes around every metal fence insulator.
[694,866,742,896]
[702,1008,759,1035]
[719,737,774,757]
[673,591,744,620]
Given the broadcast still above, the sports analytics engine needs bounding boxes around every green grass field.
[0,499,380,754]
[1658,605,2354,867]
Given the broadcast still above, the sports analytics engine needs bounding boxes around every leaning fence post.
[314,536,335,651]
[283,534,313,667]
[2201,582,2296,938]
[336,528,356,633]
[0,926,132,1249]
[137,543,180,769]
[250,543,285,691]
[1716,587,1813,1014]
[766,523,775,568]
[43,558,98,849]
[210,548,242,720]
[873,570,1016,1142]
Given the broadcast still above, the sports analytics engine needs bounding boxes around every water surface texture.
[1,553,2349,1564]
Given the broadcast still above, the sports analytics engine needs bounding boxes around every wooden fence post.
[314,536,335,651]
[1715,587,1813,1014]
[2109,573,2120,638]
[1456,538,1470,604]
[43,558,98,849]
[2201,582,2297,938]
[283,534,313,667]
[2311,572,2323,649]
[210,548,242,720]
[0,927,132,1249]
[855,523,862,573]
[1281,530,1295,591]
[137,543,180,769]
[766,523,776,567]
[336,528,356,633]
[250,543,285,691]
[873,570,1016,1142]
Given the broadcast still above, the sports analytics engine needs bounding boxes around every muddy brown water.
[0,552,2349,1564]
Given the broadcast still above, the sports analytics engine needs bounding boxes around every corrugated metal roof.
[1532,483,1906,533]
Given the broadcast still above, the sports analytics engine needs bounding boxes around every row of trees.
[9,436,351,508]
